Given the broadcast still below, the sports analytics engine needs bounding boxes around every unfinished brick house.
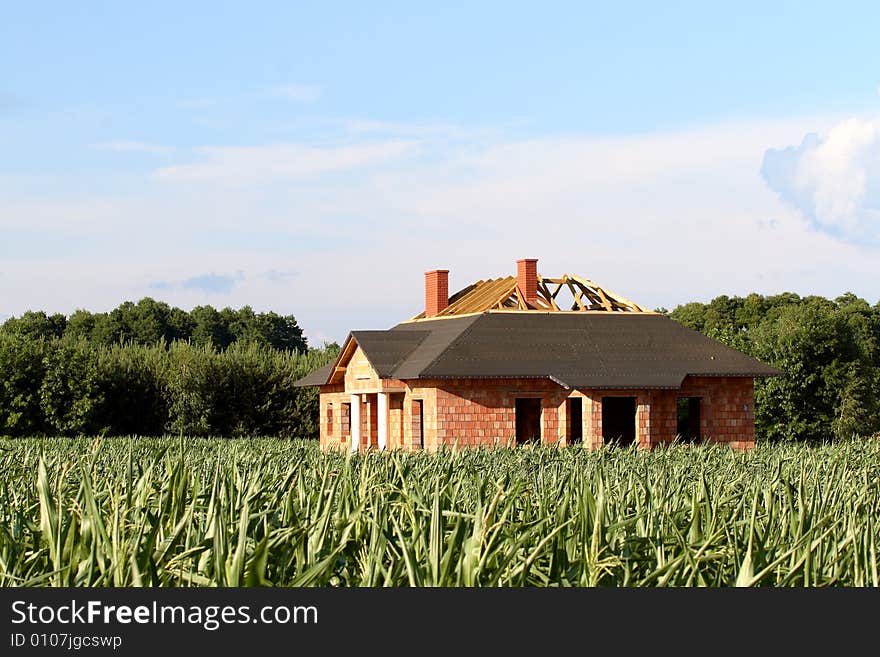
[295,259,779,451]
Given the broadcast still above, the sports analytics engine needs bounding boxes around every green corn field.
[1,436,878,587]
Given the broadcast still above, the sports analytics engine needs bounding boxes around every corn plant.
[0,436,878,586]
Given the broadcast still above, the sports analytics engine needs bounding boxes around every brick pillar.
[558,398,568,446]
[517,259,538,306]
[636,395,651,448]
[585,394,603,450]
[425,270,449,317]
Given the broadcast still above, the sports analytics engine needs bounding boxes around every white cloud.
[762,117,880,241]
[0,198,133,230]
[274,84,321,103]
[153,140,420,184]
[3,113,879,344]
[93,140,173,154]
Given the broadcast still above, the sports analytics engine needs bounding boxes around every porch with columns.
[349,391,405,452]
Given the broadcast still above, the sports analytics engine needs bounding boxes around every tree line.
[2,292,878,442]
[668,292,880,442]
[1,297,307,352]
[0,298,337,438]
[0,338,338,439]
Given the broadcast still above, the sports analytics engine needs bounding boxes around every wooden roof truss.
[411,272,649,320]
[537,274,647,312]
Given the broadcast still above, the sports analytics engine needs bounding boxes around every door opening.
[567,397,583,444]
[601,396,636,446]
[515,398,542,444]
[676,397,701,443]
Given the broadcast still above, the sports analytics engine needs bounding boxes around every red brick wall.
[344,348,381,392]
[389,393,404,449]
[319,375,756,451]
[360,396,370,449]
[432,378,569,447]
[318,386,347,451]
[648,376,755,450]
[407,385,437,449]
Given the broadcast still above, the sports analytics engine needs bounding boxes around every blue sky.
[2,2,880,343]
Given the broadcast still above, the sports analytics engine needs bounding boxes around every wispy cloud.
[154,140,419,184]
[151,272,245,295]
[273,83,321,103]
[265,269,297,282]
[93,140,173,154]
[183,272,244,294]
[177,83,322,111]
[0,198,132,230]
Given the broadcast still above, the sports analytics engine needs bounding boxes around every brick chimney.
[517,258,538,306]
[425,269,449,317]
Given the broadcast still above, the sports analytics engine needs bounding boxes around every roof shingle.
[295,312,780,388]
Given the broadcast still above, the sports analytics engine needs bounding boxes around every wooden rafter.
[408,271,650,321]
[537,278,560,311]
[327,336,358,384]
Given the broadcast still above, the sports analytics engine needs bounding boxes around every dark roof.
[349,330,429,377]
[295,362,335,387]
[295,313,780,389]
[384,315,482,379]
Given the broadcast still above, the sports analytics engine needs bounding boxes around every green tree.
[164,343,219,436]
[0,335,49,436]
[749,300,876,441]
[119,298,175,344]
[669,302,709,332]
[1,311,67,340]
[87,298,193,346]
[219,306,307,352]
[95,343,168,436]
[65,309,99,340]
[167,306,194,342]
[190,305,232,349]
[253,312,307,351]
[39,339,103,436]
[672,292,880,442]
[220,306,257,344]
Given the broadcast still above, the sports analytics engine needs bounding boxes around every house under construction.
[295,259,779,450]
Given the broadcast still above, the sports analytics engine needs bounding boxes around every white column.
[377,392,389,450]
[350,394,361,453]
